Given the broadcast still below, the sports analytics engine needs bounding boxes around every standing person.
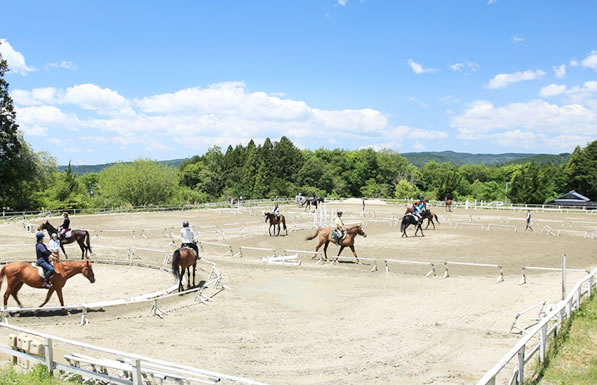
[362,198,366,211]
[48,233,61,258]
[35,232,55,288]
[59,212,70,240]
[180,221,199,258]
[525,210,533,231]
[335,210,346,242]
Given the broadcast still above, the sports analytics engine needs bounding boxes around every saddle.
[61,230,72,240]
[181,246,199,259]
[332,230,345,243]
[31,263,49,278]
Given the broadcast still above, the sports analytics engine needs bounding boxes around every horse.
[421,210,440,230]
[305,224,367,262]
[171,247,197,292]
[304,197,324,212]
[0,260,95,312]
[444,198,453,212]
[264,213,288,236]
[38,220,92,259]
[401,208,424,237]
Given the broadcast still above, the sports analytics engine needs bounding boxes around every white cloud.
[407,59,438,74]
[488,0,497,4]
[553,64,566,79]
[581,50,597,70]
[63,83,133,116]
[512,35,524,43]
[0,39,36,75]
[452,99,597,150]
[16,105,81,132]
[338,0,348,6]
[487,69,546,89]
[450,61,479,72]
[539,84,567,98]
[12,87,58,105]
[570,59,579,67]
[47,60,76,70]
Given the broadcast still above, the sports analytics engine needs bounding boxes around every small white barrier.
[519,266,589,285]
[509,300,547,334]
[444,261,504,283]
[238,246,276,258]
[452,222,484,230]
[486,224,518,232]
[383,259,435,277]
[262,254,300,266]
[199,241,235,257]
[555,229,589,238]
[329,255,378,272]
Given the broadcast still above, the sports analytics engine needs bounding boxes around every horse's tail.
[282,216,287,232]
[0,266,5,290]
[171,249,180,279]
[434,213,440,224]
[400,218,406,233]
[305,228,321,240]
[85,231,92,254]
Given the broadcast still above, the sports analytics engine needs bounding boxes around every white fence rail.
[476,267,597,385]
[0,323,269,385]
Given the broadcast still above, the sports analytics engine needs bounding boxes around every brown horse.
[445,198,453,212]
[421,210,440,230]
[38,220,92,259]
[305,224,367,262]
[264,213,288,236]
[171,248,197,292]
[0,260,95,311]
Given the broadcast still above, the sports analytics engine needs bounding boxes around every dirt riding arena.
[1,200,596,384]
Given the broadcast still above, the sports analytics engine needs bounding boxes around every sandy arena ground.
[1,200,596,384]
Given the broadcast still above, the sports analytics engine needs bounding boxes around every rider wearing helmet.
[59,212,70,240]
[412,200,422,221]
[35,232,55,288]
[180,221,199,258]
[48,233,61,257]
[272,203,280,220]
[335,210,346,242]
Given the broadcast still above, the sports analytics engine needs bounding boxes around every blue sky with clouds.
[1,0,596,165]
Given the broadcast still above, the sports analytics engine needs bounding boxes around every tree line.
[2,49,596,211]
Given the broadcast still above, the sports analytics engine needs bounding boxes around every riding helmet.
[51,233,57,237]
[337,210,343,215]
[36,232,45,240]
[182,220,189,227]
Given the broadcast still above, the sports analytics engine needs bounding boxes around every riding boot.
[43,271,54,289]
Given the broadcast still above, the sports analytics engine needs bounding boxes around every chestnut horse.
[171,248,197,292]
[305,224,367,262]
[0,260,95,311]
[421,210,440,230]
[264,213,288,236]
[38,220,92,259]
[444,198,453,212]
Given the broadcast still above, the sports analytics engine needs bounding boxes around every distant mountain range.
[401,151,571,167]
[59,151,571,175]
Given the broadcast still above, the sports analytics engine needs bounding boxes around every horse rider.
[272,203,281,221]
[48,232,61,258]
[335,210,346,242]
[36,232,56,288]
[59,212,70,240]
[412,200,423,221]
[180,221,199,258]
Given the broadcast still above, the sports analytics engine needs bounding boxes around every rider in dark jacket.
[36,232,55,288]
[59,212,70,239]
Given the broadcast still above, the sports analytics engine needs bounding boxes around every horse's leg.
[39,287,55,308]
[313,241,324,259]
[323,241,330,261]
[431,218,436,230]
[268,223,272,236]
[186,266,191,290]
[60,243,68,259]
[11,282,25,308]
[277,223,280,236]
[349,245,359,263]
[192,264,196,288]
[425,218,430,230]
[337,245,345,260]
[78,239,85,259]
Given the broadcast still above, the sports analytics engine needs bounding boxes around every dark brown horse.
[264,213,288,236]
[305,224,366,262]
[304,197,324,212]
[38,220,92,259]
[401,208,424,237]
[0,260,95,311]
[421,210,440,230]
[171,248,197,292]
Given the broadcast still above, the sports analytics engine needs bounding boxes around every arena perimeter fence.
[476,267,597,385]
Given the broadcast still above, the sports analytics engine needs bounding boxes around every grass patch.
[527,293,597,385]
[0,364,79,385]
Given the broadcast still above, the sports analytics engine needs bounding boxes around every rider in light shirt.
[335,210,346,241]
[48,233,61,257]
[180,221,199,258]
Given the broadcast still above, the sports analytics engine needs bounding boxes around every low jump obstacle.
[509,300,548,334]
[443,261,504,283]
[519,266,589,285]
[384,259,436,277]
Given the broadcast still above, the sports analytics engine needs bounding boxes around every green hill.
[58,158,187,175]
[402,151,569,167]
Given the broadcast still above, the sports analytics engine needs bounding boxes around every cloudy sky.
[2,1,596,165]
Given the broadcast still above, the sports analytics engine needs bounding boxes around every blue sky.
[1,0,596,165]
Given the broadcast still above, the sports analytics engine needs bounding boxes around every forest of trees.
[2,48,596,212]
